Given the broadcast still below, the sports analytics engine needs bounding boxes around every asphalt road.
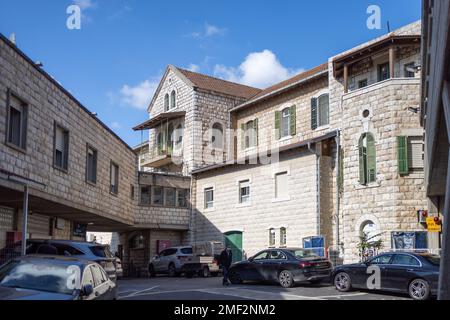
[117,276,411,300]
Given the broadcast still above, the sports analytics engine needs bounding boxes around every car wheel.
[202,266,210,278]
[334,272,352,292]
[148,265,156,278]
[168,263,176,277]
[409,279,431,300]
[229,270,243,284]
[279,270,295,288]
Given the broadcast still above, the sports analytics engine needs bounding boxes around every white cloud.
[73,0,96,10]
[187,64,200,72]
[119,80,159,110]
[111,122,121,129]
[187,22,227,38]
[214,50,304,88]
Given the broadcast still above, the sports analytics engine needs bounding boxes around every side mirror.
[82,284,94,297]
[364,261,371,266]
[248,257,254,262]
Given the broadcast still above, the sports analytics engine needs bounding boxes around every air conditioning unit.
[418,210,428,224]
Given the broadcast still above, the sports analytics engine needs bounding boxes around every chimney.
[9,33,16,45]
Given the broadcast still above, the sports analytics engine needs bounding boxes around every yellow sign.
[426,217,442,233]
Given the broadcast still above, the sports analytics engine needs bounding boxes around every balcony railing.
[140,143,182,168]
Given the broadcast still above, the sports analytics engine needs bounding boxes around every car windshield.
[422,255,440,266]
[89,246,114,258]
[0,260,77,295]
[290,249,319,259]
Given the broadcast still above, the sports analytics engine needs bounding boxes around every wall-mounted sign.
[55,218,66,230]
[426,217,442,233]
[73,223,87,238]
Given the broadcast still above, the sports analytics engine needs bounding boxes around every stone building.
[420,0,449,299]
[134,20,433,264]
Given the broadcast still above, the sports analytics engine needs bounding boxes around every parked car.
[0,255,117,300]
[148,246,193,277]
[0,240,118,282]
[182,241,224,278]
[332,252,440,300]
[228,248,333,288]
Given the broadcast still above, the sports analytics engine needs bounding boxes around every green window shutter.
[254,118,259,146]
[397,136,409,175]
[290,106,297,135]
[358,136,366,185]
[241,123,245,150]
[311,98,318,130]
[367,133,377,183]
[275,111,281,140]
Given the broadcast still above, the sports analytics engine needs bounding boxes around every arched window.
[170,90,176,110]
[317,94,330,127]
[269,228,276,247]
[175,124,183,148]
[129,233,145,249]
[211,123,224,149]
[280,228,287,247]
[359,133,376,185]
[243,120,258,149]
[164,94,169,111]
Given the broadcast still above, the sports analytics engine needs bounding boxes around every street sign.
[426,217,442,233]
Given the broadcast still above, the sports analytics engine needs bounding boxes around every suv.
[0,240,118,282]
[148,246,193,277]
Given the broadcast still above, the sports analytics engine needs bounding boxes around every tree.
[357,232,384,262]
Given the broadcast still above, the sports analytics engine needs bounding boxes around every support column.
[389,46,395,79]
[343,64,349,94]
[21,185,29,256]
[439,153,450,300]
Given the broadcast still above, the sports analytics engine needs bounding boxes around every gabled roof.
[231,63,329,112]
[175,67,262,99]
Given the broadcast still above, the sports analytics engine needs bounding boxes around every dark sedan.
[0,255,117,300]
[228,248,333,288]
[332,252,440,300]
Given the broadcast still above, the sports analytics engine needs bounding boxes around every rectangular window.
[391,232,428,250]
[6,93,28,150]
[358,79,368,88]
[280,228,287,247]
[269,229,276,247]
[130,185,135,200]
[54,123,69,171]
[408,136,424,170]
[404,63,416,78]
[177,189,188,208]
[275,172,289,199]
[281,109,291,137]
[378,63,390,81]
[204,187,214,209]
[317,95,329,127]
[152,186,164,206]
[110,162,119,195]
[86,146,97,184]
[164,188,176,207]
[239,180,250,204]
[140,186,151,205]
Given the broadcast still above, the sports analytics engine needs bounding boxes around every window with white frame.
[281,108,291,138]
[239,180,250,204]
[280,228,287,247]
[269,229,276,247]
[275,172,289,199]
[54,123,69,171]
[110,162,119,195]
[317,94,330,127]
[6,93,28,150]
[204,187,214,209]
[408,136,424,170]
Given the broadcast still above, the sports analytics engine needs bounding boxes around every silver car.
[148,246,193,277]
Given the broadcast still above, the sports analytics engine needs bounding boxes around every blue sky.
[0,0,421,146]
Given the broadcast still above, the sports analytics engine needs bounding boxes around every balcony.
[140,144,183,168]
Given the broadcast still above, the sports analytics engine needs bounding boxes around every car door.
[153,249,167,272]
[81,265,96,300]
[352,254,392,289]
[245,251,269,281]
[385,254,422,292]
[90,264,111,300]
[263,250,288,282]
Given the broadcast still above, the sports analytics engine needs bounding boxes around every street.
[117,276,411,301]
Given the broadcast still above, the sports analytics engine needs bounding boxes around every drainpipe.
[308,142,321,237]
[335,130,341,251]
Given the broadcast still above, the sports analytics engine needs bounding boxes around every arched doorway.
[224,231,243,263]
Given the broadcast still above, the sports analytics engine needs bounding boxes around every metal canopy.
[133,111,186,131]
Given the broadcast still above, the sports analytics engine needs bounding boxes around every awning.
[333,35,421,77]
[133,111,186,131]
